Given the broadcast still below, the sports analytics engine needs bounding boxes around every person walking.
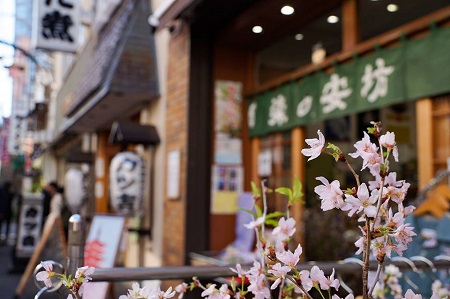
[0,181,13,245]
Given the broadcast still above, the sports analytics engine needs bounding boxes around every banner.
[248,26,450,137]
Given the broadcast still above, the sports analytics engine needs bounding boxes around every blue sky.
[0,0,15,118]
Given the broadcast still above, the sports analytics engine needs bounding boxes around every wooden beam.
[342,0,360,52]
[416,98,434,190]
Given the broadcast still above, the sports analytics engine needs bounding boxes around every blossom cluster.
[36,261,95,299]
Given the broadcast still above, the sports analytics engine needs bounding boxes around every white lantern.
[109,151,145,216]
[64,168,86,213]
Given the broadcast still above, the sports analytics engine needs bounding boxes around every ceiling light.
[327,15,339,24]
[295,33,304,41]
[387,4,399,12]
[281,5,294,15]
[252,26,263,34]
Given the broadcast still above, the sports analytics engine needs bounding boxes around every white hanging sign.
[32,0,81,52]
[109,152,146,216]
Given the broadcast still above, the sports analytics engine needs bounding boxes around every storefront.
[157,0,450,264]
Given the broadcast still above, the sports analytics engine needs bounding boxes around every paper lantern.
[109,151,145,216]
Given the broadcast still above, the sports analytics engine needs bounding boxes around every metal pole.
[66,214,85,276]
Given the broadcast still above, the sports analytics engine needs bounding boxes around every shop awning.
[108,121,160,146]
[60,0,159,133]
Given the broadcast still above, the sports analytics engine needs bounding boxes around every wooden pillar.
[95,132,109,213]
[342,0,360,52]
[250,137,261,185]
[291,127,306,253]
[416,98,434,190]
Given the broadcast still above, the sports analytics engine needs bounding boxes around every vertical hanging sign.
[32,0,80,52]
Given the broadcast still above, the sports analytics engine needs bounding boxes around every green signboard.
[248,26,450,137]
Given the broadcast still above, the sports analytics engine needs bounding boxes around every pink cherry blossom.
[301,130,325,161]
[247,274,270,299]
[349,132,378,160]
[392,223,416,246]
[201,284,217,298]
[276,244,302,269]
[299,270,313,291]
[380,131,399,162]
[244,216,265,229]
[268,263,291,289]
[272,217,296,241]
[403,289,422,299]
[314,177,344,211]
[318,269,340,291]
[342,183,378,217]
[309,265,327,287]
[36,261,54,288]
[230,264,247,278]
[175,282,189,299]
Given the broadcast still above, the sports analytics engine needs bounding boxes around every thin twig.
[344,160,361,188]
[286,276,313,299]
[368,263,384,297]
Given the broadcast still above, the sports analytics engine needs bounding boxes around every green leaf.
[265,219,279,227]
[237,207,256,217]
[251,181,261,198]
[292,177,303,198]
[254,204,263,217]
[275,187,292,199]
[230,277,236,292]
[266,211,285,219]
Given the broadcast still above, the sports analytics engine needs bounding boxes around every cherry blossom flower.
[392,223,416,246]
[349,132,378,160]
[272,217,296,241]
[318,269,340,291]
[314,176,345,211]
[36,261,54,288]
[201,284,217,298]
[119,282,150,299]
[299,270,313,291]
[342,183,378,217]
[403,289,422,299]
[244,216,265,229]
[309,265,327,288]
[230,264,247,278]
[268,263,291,289]
[301,130,325,161]
[276,244,302,269]
[175,282,189,299]
[380,131,399,162]
[155,286,176,299]
[246,261,263,279]
[247,274,270,299]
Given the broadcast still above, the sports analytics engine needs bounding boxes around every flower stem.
[286,276,313,299]
[344,159,360,188]
[368,263,383,296]
[362,219,371,299]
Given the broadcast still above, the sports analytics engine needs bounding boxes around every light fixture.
[327,15,339,24]
[295,33,304,41]
[281,5,294,15]
[387,4,399,12]
[252,26,263,34]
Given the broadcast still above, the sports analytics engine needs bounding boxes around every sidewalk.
[0,233,159,299]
